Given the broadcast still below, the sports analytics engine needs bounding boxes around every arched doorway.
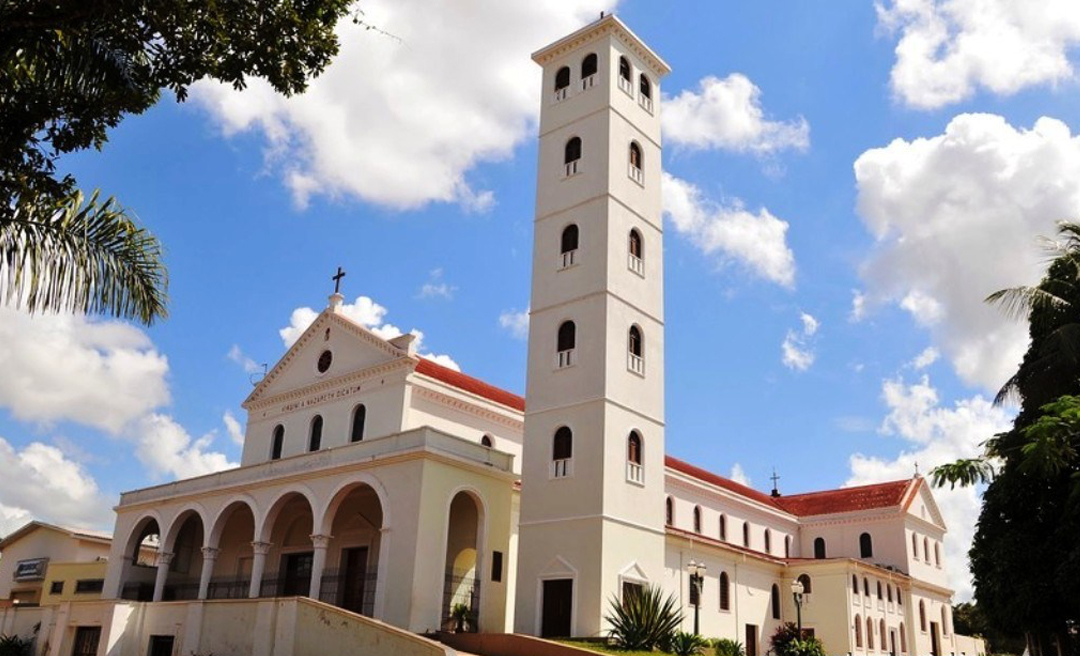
[207,500,256,599]
[442,491,483,632]
[320,483,384,616]
[160,511,205,600]
[120,517,161,600]
[260,492,315,597]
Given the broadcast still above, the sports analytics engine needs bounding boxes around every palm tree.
[0,189,167,324]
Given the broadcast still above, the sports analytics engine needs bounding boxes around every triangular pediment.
[539,555,578,578]
[243,309,408,406]
[905,479,946,530]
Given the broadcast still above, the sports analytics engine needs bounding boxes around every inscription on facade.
[281,384,363,413]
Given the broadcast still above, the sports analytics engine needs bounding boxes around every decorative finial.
[770,468,781,498]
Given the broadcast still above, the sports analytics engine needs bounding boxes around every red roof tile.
[773,479,913,517]
[665,456,781,507]
[415,358,525,411]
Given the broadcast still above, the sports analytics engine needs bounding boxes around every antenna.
[249,363,268,386]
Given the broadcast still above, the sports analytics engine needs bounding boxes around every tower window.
[564,137,582,177]
[852,574,859,595]
[693,506,702,533]
[628,142,644,185]
[919,600,927,632]
[270,424,284,460]
[912,532,919,558]
[627,431,643,483]
[557,320,576,368]
[877,580,883,600]
[560,224,579,269]
[813,537,826,559]
[864,577,869,597]
[934,541,941,567]
[855,614,863,649]
[665,496,673,526]
[552,426,573,478]
[900,623,907,653]
[350,404,366,443]
[481,434,493,448]
[618,56,632,95]
[639,74,653,112]
[554,66,571,95]
[581,53,598,89]
[308,415,323,452]
[923,537,930,563]
[887,584,893,603]
[867,617,875,650]
[628,229,644,275]
[628,325,644,375]
[860,532,873,559]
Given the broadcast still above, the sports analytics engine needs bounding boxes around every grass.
[557,639,662,656]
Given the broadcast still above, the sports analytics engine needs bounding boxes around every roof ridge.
[414,358,525,411]
[780,478,912,499]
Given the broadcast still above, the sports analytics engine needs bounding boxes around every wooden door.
[72,627,101,656]
[746,624,759,656]
[341,547,370,615]
[541,579,573,638]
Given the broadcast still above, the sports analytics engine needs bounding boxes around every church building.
[0,14,986,656]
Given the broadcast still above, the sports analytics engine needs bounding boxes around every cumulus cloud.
[853,114,1080,391]
[910,346,940,370]
[781,312,819,372]
[729,463,752,487]
[223,411,245,446]
[132,414,238,480]
[499,308,530,340]
[0,306,169,433]
[281,295,460,371]
[192,0,617,210]
[879,0,1080,109]
[417,268,456,300]
[847,375,1013,599]
[663,74,809,154]
[662,172,796,287]
[0,436,115,534]
[227,344,263,375]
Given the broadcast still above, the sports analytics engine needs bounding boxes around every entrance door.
[341,546,370,615]
[72,627,101,656]
[930,622,941,656]
[148,635,175,656]
[282,552,314,597]
[541,579,573,638]
[746,624,759,656]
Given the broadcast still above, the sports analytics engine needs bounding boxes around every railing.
[628,352,645,375]
[560,249,577,269]
[564,160,579,177]
[553,87,569,103]
[557,349,574,369]
[207,577,251,600]
[627,461,643,484]
[317,569,378,617]
[628,163,644,185]
[628,253,644,276]
[618,75,634,96]
[639,94,654,113]
[162,580,200,601]
[120,582,154,602]
[552,458,572,478]
[581,74,596,91]
[442,571,480,633]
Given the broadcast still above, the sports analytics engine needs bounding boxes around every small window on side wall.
[350,405,366,443]
[481,434,493,448]
[271,424,284,460]
[813,537,826,559]
[665,496,673,526]
[308,415,323,452]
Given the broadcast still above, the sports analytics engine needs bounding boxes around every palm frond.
[985,286,1070,322]
[930,458,995,489]
[0,189,168,324]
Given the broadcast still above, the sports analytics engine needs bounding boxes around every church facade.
[1,15,985,656]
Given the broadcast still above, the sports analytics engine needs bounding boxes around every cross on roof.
[770,469,781,489]
[332,266,346,294]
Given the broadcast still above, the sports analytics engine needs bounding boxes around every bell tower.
[515,15,670,638]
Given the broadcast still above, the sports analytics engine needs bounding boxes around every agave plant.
[0,634,33,656]
[713,637,746,656]
[603,584,682,651]
[670,631,710,656]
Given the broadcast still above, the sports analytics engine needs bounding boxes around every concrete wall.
[40,562,108,605]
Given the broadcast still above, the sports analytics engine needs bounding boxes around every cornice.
[411,385,524,431]
[246,357,414,415]
[532,17,670,78]
[665,471,796,522]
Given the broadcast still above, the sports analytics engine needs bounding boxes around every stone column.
[308,534,332,601]
[249,541,273,598]
[151,552,175,602]
[197,547,220,600]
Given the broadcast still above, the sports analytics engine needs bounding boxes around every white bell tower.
[515,15,671,639]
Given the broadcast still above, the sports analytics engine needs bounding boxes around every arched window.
[554,66,570,92]
[552,426,572,478]
[639,74,651,99]
[481,434,493,448]
[350,404,366,443]
[864,577,870,597]
[581,53,598,79]
[887,584,893,603]
[564,137,581,164]
[629,229,643,260]
[867,617,875,650]
[308,415,323,452]
[897,589,903,607]
[852,574,859,595]
[919,600,927,632]
[860,532,874,558]
[877,581,883,600]
[627,431,642,465]
[934,541,941,567]
[784,535,791,558]
[771,584,781,619]
[880,619,887,648]
[271,424,284,460]
[561,224,579,255]
[813,537,826,559]
[665,496,673,526]
[899,623,907,652]
[719,514,727,541]
[719,571,730,611]
[764,529,772,554]
[629,142,643,169]
[742,521,750,547]
[628,325,643,357]
[693,506,702,533]
[557,321,576,368]
[912,533,919,558]
[797,573,812,594]
[619,56,631,82]
[855,615,863,649]
[923,537,929,562]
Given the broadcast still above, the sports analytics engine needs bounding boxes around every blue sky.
[3,0,1080,598]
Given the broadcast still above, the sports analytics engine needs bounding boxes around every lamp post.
[791,579,805,637]
[687,559,705,636]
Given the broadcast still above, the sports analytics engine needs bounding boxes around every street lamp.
[687,559,705,635]
[791,578,805,637]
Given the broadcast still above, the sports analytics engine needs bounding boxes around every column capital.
[251,541,273,555]
[156,551,175,566]
[310,534,333,549]
[201,546,221,560]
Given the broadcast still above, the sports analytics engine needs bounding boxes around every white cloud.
[729,463,752,487]
[0,436,114,534]
[499,308,530,340]
[192,0,617,210]
[0,306,169,433]
[418,269,456,300]
[663,74,809,154]
[223,411,245,446]
[227,344,262,375]
[850,290,868,322]
[910,346,941,370]
[132,414,238,480]
[847,375,1013,599]
[879,0,1080,109]
[281,295,460,371]
[854,114,1080,391]
[781,312,819,372]
[662,172,796,287]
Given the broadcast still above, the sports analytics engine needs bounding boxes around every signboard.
[13,558,48,581]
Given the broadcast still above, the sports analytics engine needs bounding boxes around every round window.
[317,350,333,373]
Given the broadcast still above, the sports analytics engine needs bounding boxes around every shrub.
[713,638,746,656]
[0,635,33,656]
[767,623,826,656]
[670,631,710,656]
[603,584,683,651]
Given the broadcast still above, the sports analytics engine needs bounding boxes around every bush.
[603,584,683,651]
[0,635,33,656]
[767,623,826,656]
[670,631,710,656]
[713,638,746,656]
